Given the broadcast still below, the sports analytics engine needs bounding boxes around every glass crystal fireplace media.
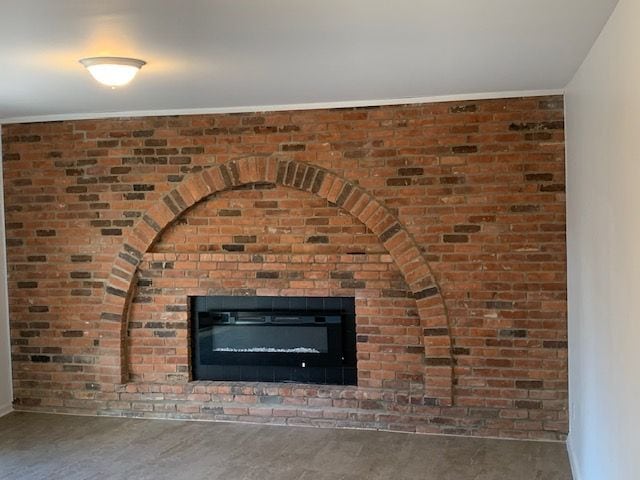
[191,296,357,385]
[213,348,321,353]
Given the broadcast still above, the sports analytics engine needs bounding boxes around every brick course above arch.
[101,157,454,405]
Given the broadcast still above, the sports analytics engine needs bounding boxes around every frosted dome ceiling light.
[79,57,146,87]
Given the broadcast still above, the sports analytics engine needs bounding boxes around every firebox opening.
[191,296,357,385]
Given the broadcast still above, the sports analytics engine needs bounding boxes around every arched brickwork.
[101,157,454,405]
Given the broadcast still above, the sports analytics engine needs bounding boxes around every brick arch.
[101,157,453,405]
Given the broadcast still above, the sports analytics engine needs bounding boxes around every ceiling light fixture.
[79,57,146,88]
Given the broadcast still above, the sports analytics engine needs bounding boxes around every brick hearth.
[1,96,568,440]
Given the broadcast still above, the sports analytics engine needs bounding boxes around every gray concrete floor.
[0,412,572,480]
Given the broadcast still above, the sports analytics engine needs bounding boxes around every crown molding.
[0,89,564,125]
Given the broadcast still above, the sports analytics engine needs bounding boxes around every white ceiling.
[0,0,618,122]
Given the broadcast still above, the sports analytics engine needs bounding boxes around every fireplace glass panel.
[210,325,329,353]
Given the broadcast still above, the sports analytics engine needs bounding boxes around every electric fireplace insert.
[191,296,357,385]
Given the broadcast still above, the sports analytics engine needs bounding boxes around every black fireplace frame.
[191,296,357,385]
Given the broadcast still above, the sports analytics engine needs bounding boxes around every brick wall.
[1,96,568,439]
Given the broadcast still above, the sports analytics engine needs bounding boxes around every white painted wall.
[0,128,13,416]
[565,0,640,478]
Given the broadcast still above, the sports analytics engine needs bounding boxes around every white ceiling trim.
[0,88,564,125]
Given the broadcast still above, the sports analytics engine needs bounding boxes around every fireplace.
[191,296,357,385]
